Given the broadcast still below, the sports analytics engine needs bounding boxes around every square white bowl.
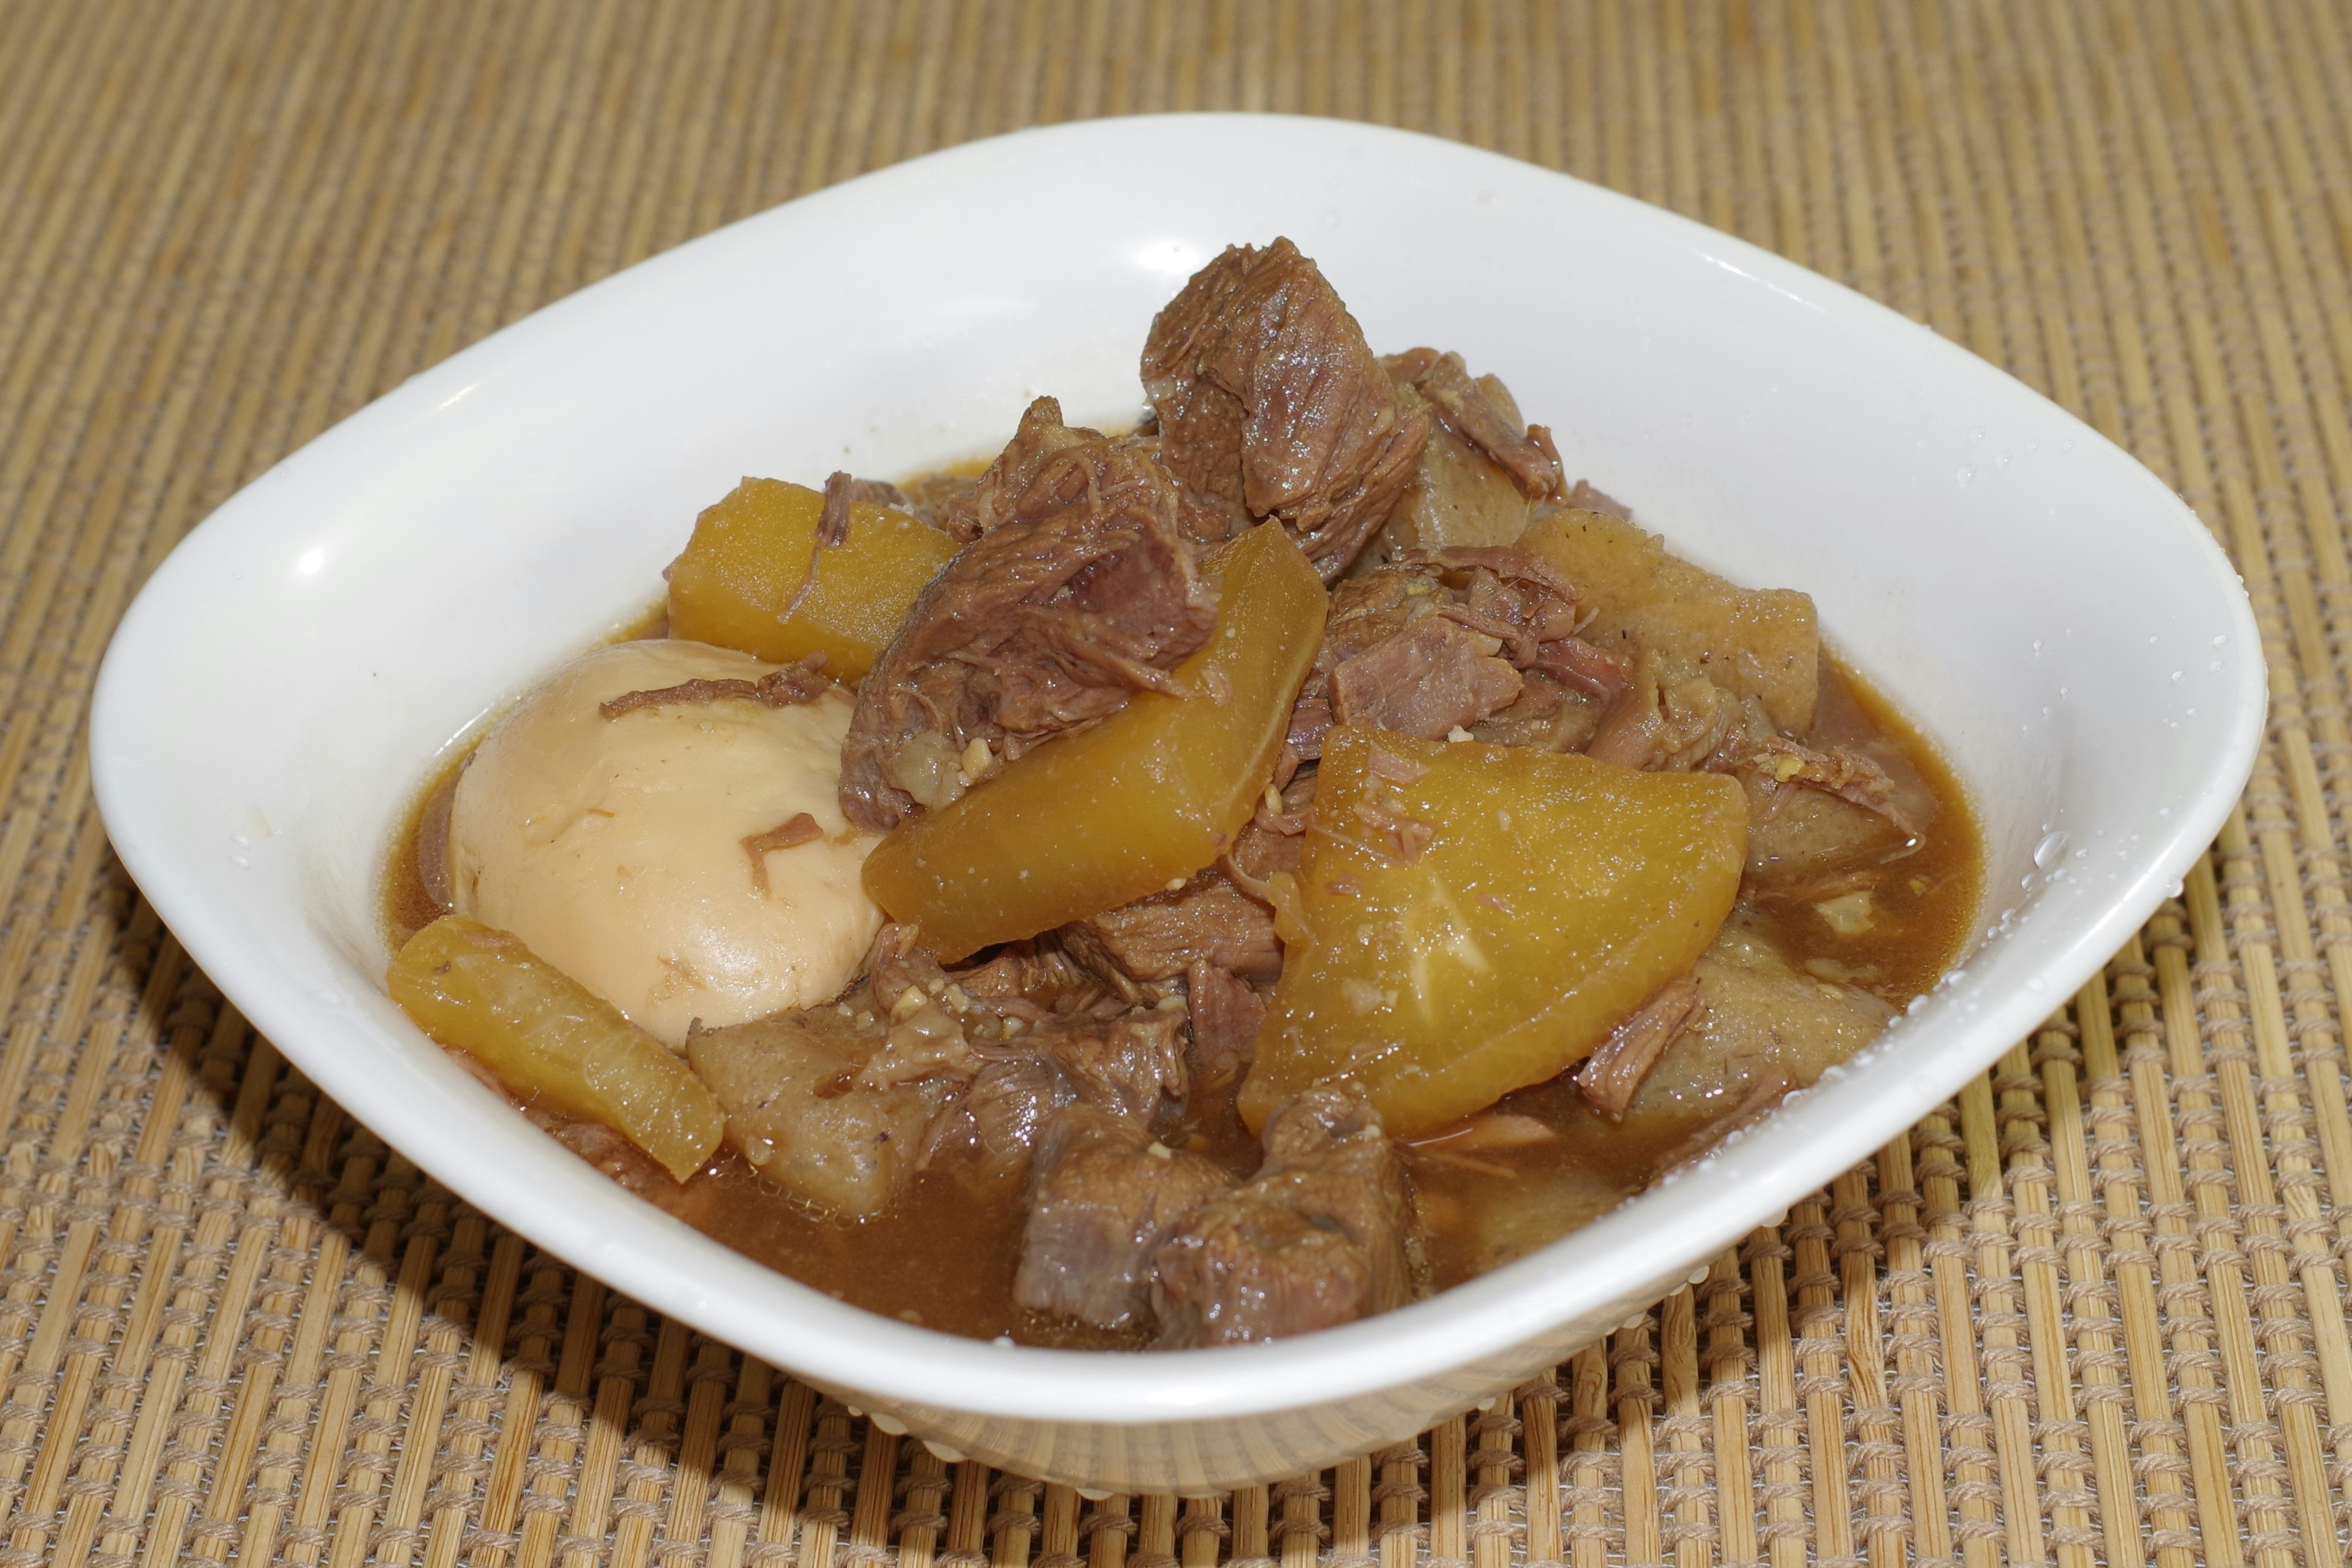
[91,115,2261,1492]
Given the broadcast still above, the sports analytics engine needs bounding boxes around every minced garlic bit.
[958,735,992,785]
[1814,890,1874,937]
[891,985,929,1021]
[1340,976,1395,1016]
[1146,1141,1174,1161]
[1447,726,1474,742]
[1264,784,1284,815]
[1164,875,1187,892]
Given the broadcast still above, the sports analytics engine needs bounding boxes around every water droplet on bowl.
[1956,466,1975,486]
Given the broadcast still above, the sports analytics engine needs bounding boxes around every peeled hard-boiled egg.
[448,638,881,1047]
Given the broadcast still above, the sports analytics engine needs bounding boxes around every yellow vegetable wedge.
[1240,726,1747,1137]
[863,521,1327,960]
[389,914,724,1181]
[666,477,959,681]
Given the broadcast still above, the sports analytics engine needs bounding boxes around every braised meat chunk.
[1014,1104,1236,1328]
[1295,546,1619,755]
[1330,615,1522,741]
[1185,960,1266,1091]
[926,1007,1193,1182]
[1384,347,1564,503]
[1047,1009,1193,1121]
[839,397,1218,831]
[1076,872,1283,982]
[1143,239,1430,579]
[1151,1085,1417,1346]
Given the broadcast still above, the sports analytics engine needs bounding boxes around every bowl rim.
[90,110,2266,1428]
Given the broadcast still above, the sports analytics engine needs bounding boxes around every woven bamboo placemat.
[4,1,2348,1562]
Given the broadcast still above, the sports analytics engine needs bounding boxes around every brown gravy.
[382,649,1978,1346]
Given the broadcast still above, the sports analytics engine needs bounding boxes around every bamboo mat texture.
[2,0,2348,1563]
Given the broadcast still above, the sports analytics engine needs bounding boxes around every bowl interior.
[92,115,2261,1440]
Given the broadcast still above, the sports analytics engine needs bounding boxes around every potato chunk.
[862,522,1327,960]
[666,477,959,681]
[1239,726,1746,1137]
[1520,508,1819,734]
[389,915,724,1181]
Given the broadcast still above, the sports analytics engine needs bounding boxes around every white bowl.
[91,115,2262,1491]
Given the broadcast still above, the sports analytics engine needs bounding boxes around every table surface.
[4,1,2350,1564]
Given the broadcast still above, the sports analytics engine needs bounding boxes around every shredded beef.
[1150,1085,1417,1346]
[897,470,981,535]
[1014,1106,1235,1328]
[929,401,1103,543]
[950,939,1131,1024]
[741,813,823,894]
[456,1049,691,1200]
[953,1055,1071,1181]
[1384,348,1565,501]
[545,1119,683,1200]
[1330,616,1521,740]
[1069,788,1303,986]
[1564,478,1632,518]
[925,1009,1191,1181]
[839,398,1218,830]
[599,653,832,719]
[1741,737,1920,835]
[1142,239,1430,580]
[1577,976,1703,1120]
[1047,1011,1192,1121]
[1185,960,1265,1090]
[1292,548,1620,755]
[682,924,1172,1197]
[1584,661,1754,772]
[1078,873,1283,982]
